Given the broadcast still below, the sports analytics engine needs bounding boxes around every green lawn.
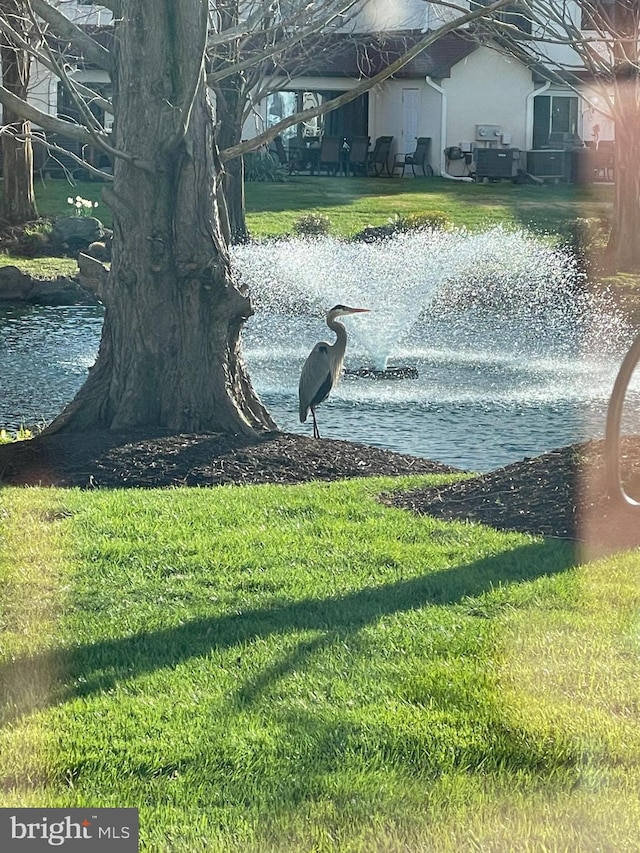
[2,175,639,851]
[1,175,615,280]
[28,174,609,239]
[245,176,613,239]
[2,481,639,852]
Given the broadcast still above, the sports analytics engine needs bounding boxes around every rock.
[50,216,105,253]
[77,252,109,300]
[0,266,34,301]
[85,241,109,261]
[0,264,100,306]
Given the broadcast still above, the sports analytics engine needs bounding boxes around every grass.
[0,176,615,279]
[244,176,613,240]
[2,173,639,849]
[2,479,640,851]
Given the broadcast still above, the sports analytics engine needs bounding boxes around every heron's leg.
[311,407,320,439]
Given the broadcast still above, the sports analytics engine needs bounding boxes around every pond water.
[2,228,639,472]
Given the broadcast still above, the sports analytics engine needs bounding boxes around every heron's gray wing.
[299,343,332,422]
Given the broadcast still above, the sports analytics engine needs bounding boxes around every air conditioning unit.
[475,148,520,180]
[526,150,567,179]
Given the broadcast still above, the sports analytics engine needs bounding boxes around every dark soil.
[0,429,455,489]
[1,429,638,554]
[384,437,640,554]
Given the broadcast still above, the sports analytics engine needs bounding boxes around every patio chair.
[593,140,614,182]
[273,135,288,166]
[347,136,370,176]
[392,137,433,177]
[284,139,307,174]
[318,135,342,175]
[368,136,393,176]
[272,135,301,174]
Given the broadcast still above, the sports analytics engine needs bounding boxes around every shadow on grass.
[1,538,574,724]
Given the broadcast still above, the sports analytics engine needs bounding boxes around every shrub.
[351,222,398,243]
[243,151,287,183]
[293,212,331,237]
[400,210,452,231]
[352,210,453,243]
[0,219,53,258]
[0,425,34,444]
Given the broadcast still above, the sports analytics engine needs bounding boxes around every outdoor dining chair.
[392,137,433,177]
[318,136,342,175]
[368,136,393,176]
[347,136,370,176]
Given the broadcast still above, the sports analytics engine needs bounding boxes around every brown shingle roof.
[277,30,478,80]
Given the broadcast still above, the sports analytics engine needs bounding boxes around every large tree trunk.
[52,0,274,435]
[211,0,249,245]
[607,117,640,272]
[606,76,640,271]
[604,5,640,272]
[216,98,249,245]
[0,0,37,225]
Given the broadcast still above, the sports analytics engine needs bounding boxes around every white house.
[23,0,617,181]
[248,0,618,179]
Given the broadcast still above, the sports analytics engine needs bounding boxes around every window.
[533,95,580,148]
[471,1,532,34]
[265,90,369,144]
[57,81,112,128]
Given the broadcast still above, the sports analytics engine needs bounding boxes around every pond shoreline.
[0,264,100,306]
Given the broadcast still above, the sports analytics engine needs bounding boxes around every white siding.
[348,0,429,32]
[442,46,534,151]
[52,1,113,26]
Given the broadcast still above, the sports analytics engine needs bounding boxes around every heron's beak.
[348,308,370,314]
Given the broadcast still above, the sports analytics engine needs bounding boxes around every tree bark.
[0,0,37,225]
[605,11,640,272]
[215,83,249,245]
[210,0,249,244]
[52,0,275,435]
[607,95,640,272]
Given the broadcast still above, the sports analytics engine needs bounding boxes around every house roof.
[61,25,478,81]
[274,30,478,80]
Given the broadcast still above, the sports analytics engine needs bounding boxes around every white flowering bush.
[67,195,99,218]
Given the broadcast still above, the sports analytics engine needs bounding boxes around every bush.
[352,210,453,243]
[243,151,287,183]
[0,219,53,258]
[0,425,34,444]
[561,216,609,249]
[400,210,452,231]
[292,212,331,237]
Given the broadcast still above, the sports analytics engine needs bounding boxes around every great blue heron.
[298,304,369,438]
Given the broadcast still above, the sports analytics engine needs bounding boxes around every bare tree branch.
[28,0,114,73]
[221,0,513,160]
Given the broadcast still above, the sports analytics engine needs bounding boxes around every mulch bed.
[1,429,639,553]
[384,437,640,554]
[0,429,455,489]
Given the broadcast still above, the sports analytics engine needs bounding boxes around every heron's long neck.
[326,315,348,379]
[327,316,347,356]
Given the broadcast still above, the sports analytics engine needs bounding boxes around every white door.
[401,88,420,154]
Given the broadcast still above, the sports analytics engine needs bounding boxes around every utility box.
[475,124,502,142]
[526,149,567,180]
[475,148,520,180]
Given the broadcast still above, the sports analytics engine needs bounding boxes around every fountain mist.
[233,227,638,469]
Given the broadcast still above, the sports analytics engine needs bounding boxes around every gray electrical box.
[475,148,520,180]
[526,150,567,180]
